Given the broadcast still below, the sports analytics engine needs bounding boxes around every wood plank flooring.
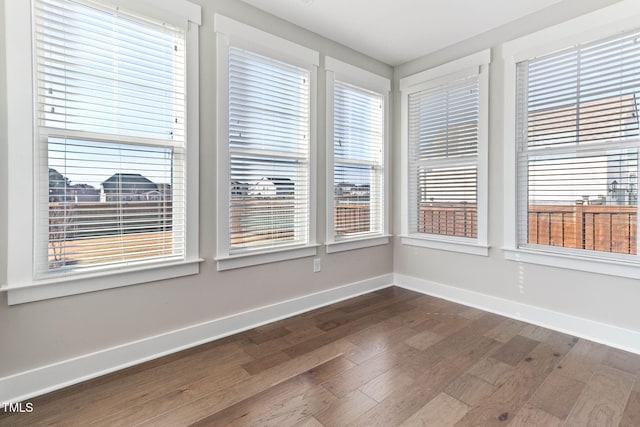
[2,286,640,426]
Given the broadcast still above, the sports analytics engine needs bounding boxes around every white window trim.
[216,244,320,271]
[325,235,391,254]
[325,57,391,253]
[402,235,490,256]
[214,15,319,270]
[399,49,491,256]
[501,0,640,279]
[1,0,202,304]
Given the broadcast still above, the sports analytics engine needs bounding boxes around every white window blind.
[34,0,186,276]
[228,47,310,252]
[333,81,384,238]
[408,76,480,239]
[517,30,640,257]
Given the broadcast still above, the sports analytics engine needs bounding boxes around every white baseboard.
[394,273,640,356]
[0,274,394,403]
[8,271,637,404]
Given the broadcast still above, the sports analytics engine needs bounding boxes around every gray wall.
[0,0,393,378]
[392,0,640,332]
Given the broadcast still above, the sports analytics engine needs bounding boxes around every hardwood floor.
[2,286,640,426]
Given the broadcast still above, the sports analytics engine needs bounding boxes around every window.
[215,15,319,270]
[517,30,640,256]
[325,57,390,253]
[400,50,490,256]
[4,0,201,304]
[502,1,640,278]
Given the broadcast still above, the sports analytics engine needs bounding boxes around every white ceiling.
[241,0,564,66]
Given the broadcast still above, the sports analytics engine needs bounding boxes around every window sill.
[216,244,319,271]
[503,247,640,280]
[1,259,203,305]
[326,235,390,253]
[401,235,489,256]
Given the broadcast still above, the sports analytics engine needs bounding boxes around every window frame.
[399,49,490,256]
[214,15,319,271]
[502,0,640,279]
[325,57,390,254]
[2,0,202,305]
